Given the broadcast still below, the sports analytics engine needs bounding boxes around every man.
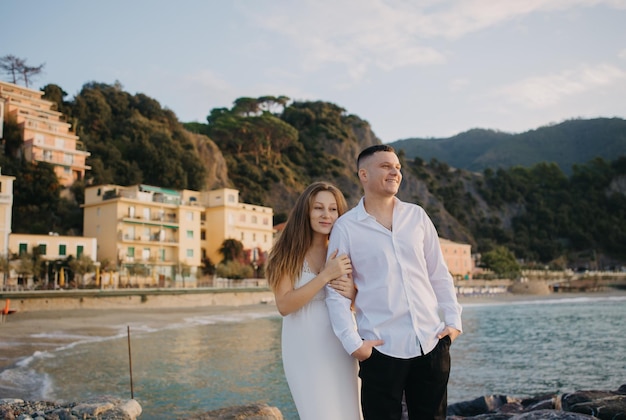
[326,144,462,419]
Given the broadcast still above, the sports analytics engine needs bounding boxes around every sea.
[1,294,625,419]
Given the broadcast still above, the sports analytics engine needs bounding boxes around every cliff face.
[187,131,230,190]
[194,112,475,246]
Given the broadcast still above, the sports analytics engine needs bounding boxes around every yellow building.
[439,238,473,280]
[200,188,274,265]
[83,184,203,287]
[0,169,15,258]
[7,233,98,290]
[9,233,97,260]
[0,81,90,186]
[82,185,274,285]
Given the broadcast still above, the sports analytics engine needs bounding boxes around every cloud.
[493,63,626,108]
[240,0,626,86]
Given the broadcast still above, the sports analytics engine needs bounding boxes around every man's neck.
[363,194,395,224]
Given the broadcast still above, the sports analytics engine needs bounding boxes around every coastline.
[2,289,625,418]
[2,289,625,374]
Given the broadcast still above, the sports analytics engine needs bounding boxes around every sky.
[2,0,626,143]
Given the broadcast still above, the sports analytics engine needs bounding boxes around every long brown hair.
[266,182,348,292]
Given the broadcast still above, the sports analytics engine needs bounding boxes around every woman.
[266,182,361,420]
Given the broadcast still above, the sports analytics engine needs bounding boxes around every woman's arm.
[274,251,351,316]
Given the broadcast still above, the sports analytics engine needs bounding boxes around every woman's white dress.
[281,261,362,420]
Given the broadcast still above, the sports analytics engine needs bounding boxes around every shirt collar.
[355,196,403,221]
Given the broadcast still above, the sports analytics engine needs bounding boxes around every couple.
[266,145,463,420]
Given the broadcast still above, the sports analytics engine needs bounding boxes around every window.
[263,217,269,225]
[97,207,101,217]
[186,211,193,221]
[159,249,165,262]
[127,247,135,257]
[59,244,67,256]
[187,249,194,258]
[241,232,244,241]
[38,244,47,255]
[18,243,27,255]
[201,230,206,240]
[251,216,258,224]
[186,230,194,239]
[142,248,150,260]
[228,194,235,203]
[239,214,246,222]
[252,233,256,241]
[77,245,84,257]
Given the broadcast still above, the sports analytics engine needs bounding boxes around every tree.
[219,239,244,263]
[68,254,96,288]
[0,254,10,288]
[0,55,45,87]
[0,55,23,84]
[481,246,521,279]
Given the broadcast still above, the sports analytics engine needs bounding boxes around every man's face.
[359,151,402,196]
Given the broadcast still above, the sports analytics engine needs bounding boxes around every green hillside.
[390,118,626,174]
[1,81,625,270]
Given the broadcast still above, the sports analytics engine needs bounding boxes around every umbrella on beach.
[59,268,65,287]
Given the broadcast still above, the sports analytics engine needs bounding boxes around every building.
[439,238,473,280]
[0,169,15,258]
[83,185,273,286]
[0,81,90,186]
[9,232,96,260]
[82,184,275,286]
[83,184,203,287]
[6,233,98,290]
[201,188,274,265]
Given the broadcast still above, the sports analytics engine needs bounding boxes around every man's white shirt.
[326,197,462,359]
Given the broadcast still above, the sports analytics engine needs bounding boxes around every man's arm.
[423,215,463,333]
[325,224,366,355]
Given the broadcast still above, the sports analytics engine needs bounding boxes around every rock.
[446,384,626,419]
[448,395,519,416]
[0,397,141,420]
[184,402,283,419]
[511,410,597,419]
[558,389,626,419]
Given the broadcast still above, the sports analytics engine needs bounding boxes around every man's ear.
[358,168,367,182]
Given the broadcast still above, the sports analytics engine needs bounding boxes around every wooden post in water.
[127,326,134,399]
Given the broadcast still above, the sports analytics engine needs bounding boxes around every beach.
[2,289,625,419]
[2,290,623,373]
[0,303,280,372]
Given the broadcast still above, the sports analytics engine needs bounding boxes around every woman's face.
[309,190,339,235]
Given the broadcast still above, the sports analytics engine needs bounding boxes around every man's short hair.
[357,145,396,170]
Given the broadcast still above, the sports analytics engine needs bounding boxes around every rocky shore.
[2,384,624,419]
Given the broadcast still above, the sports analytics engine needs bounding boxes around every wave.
[461,294,626,308]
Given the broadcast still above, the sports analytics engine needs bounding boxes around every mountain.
[2,82,624,268]
[389,118,626,175]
